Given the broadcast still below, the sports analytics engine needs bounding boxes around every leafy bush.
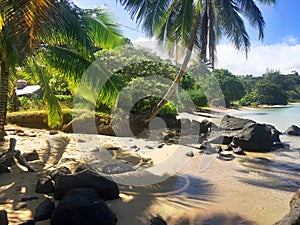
[160,102,178,115]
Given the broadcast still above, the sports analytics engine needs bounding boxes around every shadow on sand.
[237,152,300,192]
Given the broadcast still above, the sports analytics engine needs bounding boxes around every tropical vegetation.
[0,0,284,139]
[0,0,124,140]
[118,0,278,123]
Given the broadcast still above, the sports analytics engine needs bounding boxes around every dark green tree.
[240,79,287,106]
[212,69,245,106]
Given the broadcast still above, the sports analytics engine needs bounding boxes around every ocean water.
[230,104,300,132]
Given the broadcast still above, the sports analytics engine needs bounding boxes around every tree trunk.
[0,56,9,141]
[144,10,201,124]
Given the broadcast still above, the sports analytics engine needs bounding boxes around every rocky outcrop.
[51,188,117,225]
[233,123,280,152]
[34,198,55,221]
[208,115,281,152]
[275,189,300,225]
[285,125,300,136]
[35,177,55,194]
[54,169,119,200]
[219,115,255,131]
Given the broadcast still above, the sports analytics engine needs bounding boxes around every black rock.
[285,125,300,136]
[54,169,119,200]
[102,163,136,174]
[197,144,207,150]
[215,146,223,153]
[157,143,164,148]
[0,210,8,225]
[0,165,10,174]
[49,130,59,135]
[51,188,117,225]
[224,144,233,151]
[233,146,246,155]
[219,115,255,131]
[217,153,235,161]
[35,178,55,194]
[23,150,39,161]
[74,164,90,173]
[185,151,195,157]
[34,198,55,221]
[233,123,280,152]
[50,166,72,181]
[148,216,167,225]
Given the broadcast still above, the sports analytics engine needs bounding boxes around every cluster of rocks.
[0,166,119,225]
[1,163,169,225]
[180,115,288,152]
[37,168,119,225]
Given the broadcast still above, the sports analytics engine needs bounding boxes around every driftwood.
[0,138,35,171]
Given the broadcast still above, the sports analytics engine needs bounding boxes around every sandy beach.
[0,124,298,225]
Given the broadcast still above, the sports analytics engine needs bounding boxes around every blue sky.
[73,0,300,75]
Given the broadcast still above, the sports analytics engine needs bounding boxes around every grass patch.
[7,109,112,129]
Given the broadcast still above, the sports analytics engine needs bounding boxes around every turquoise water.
[230,104,300,132]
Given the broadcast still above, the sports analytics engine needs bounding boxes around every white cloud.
[282,35,298,45]
[216,42,300,76]
[132,37,300,76]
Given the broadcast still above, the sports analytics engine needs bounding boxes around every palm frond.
[74,61,119,108]
[174,0,194,44]
[236,0,265,40]
[256,0,277,6]
[156,0,180,44]
[26,59,63,128]
[216,0,250,55]
[84,8,125,49]
[43,45,91,82]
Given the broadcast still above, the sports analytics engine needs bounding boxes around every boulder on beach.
[51,188,117,225]
[35,177,55,194]
[34,198,55,221]
[275,188,300,225]
[54,169,119,200]
[208,115,281,151]
[219,115,255,131]
[285,125,300,136]
[233,123,280,152]
[207,115,254,145]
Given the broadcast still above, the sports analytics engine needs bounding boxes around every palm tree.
[0,1,124,140]
[119,0,277,123]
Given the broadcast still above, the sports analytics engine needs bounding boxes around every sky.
[73,0,300,76]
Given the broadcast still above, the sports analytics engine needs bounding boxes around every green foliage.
[17,95,44,111]
[239,71,300,106]
[240,79,287,106]
[237,75,262,94]
[212,69,245,106]
[178,89,208,109]
[49,76,71,95]
[160,102,178,115]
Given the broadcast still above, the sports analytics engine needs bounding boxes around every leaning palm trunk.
[144,11,201,124]
[0,57,9,140]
